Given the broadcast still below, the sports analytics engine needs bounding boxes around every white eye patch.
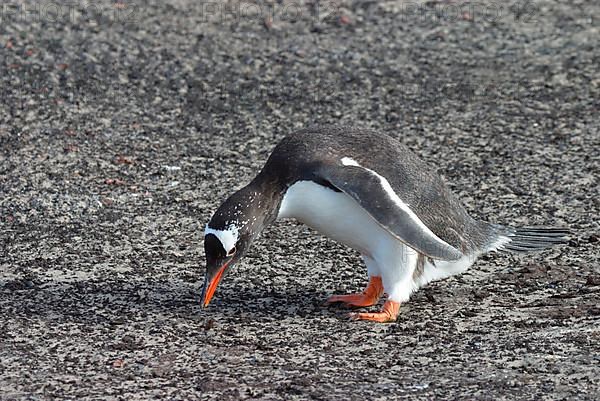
[205,224,239,254]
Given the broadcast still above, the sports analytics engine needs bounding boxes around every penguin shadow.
[2,278,199,325]
[206,285,345,320]
[2,278,347,324]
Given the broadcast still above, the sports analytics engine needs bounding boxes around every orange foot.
[349,300,400,323]
[326,276,384,307]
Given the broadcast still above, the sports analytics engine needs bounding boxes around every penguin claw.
[326,276,384,308]
[347,301,400,323]
[326,293,378,307]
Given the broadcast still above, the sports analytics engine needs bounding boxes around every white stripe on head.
[205,224,239,253]
[340,157,453,250]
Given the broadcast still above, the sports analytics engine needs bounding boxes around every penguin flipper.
[317,162,463,261]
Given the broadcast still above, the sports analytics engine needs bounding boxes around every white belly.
[277,180,396,256]
[277,180,477,302]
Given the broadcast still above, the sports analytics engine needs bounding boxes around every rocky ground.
[1,0,599,400]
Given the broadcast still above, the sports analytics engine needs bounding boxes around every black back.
[258,126,492,253]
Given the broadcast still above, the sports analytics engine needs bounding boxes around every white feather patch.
[340,156,454,251]
[341,157,360,167]
[486,234,513,252]
[205,224,239,253]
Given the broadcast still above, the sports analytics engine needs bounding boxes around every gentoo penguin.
[202,126,570,322]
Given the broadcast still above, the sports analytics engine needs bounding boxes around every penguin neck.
[234,174,286,233]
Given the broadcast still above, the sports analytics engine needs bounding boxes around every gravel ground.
[1,0,599,400]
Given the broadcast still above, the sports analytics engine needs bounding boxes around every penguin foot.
[326,276,384,307]
[348,300,400,323]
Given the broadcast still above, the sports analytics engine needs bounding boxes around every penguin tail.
[485,225,571,254]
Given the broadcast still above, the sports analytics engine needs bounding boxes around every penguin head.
[201,227,244,308]
[201,188,271,308]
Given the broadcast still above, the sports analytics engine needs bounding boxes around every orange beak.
[201,261,229,308]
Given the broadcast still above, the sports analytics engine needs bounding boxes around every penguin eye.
[226,246,236,257]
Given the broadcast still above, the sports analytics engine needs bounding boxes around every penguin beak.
[201,261,230,308]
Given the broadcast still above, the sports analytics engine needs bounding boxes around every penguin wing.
[317,160,463,260]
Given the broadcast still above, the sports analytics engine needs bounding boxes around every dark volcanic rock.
[0,0,598,400]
